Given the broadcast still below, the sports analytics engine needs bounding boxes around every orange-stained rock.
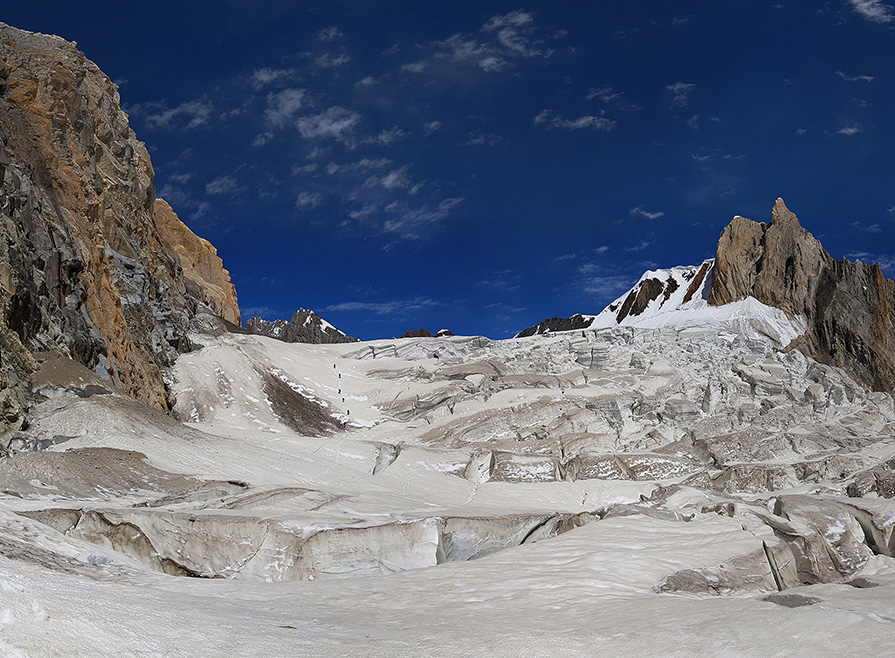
[710,199,895,391]
[0,23,240,429]
[153,199,240,326]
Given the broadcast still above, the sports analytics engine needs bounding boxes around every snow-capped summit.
[244,308,358,344]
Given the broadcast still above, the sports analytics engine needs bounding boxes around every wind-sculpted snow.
[3,321,895,655]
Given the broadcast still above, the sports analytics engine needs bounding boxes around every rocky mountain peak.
[245,308,357,344]
[710,198,828,320]
[709,199,895,391]
[771,197,800,226]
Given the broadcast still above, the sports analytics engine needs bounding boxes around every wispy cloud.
[251,67,297,89]
[587,85,641,110]
[317,26,343,41]
[324,296,441,316]
[850,221,882,232]
[418,9,559,75]
[534,109,616,131]
[365,166,414,191]
[848,251,895,273]
[838,123,863,135]
[836,70,875,82]
[132,99,214,129]
[848,0,895,23]
[296,191,324,209]
[315,50,352,69]
[366,126,407,146]
[205,175,243,195]
[423,120,442,135]
[466,130,503,145]
[381,198,464,237]
[296,106,362,145]
[630,206,665,220]
[667,82,695,108]
[264,88,306,127]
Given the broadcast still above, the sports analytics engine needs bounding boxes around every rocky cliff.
[0,23,239,430]
[153,198,240,327]
[245,308,357,344]
[710,198,895,391]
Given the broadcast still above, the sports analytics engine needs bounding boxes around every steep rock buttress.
[0,23,239,430]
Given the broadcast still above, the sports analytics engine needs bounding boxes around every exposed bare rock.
[515,313,594,338]
[152,198,240,326]
[0,23,240,430]
[245,308,357,344]
[710,198,895,391]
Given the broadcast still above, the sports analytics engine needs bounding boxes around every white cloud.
[296,106,362,145]
[296,191,324,209]
[667,82,695,108]
[466,131,503,145]
[401,62,427,73]
[582,274,638,296]
[367,126,407,146]
[325,158,392,176]
[137,100,214,129]
[205,175,242,195]
[535,110,616,132]
[838,123,863,135]
[317,26,343,41]
[587,86,623,103]
[481,10,552,59]
[426,10,557,74]
[423,121,442,135]
[847,251,895,273]
[168,172,192,184]
[382,198,464,236]
[355,76,379,87]
[348,204,379,220]
[264,88,306,127]
[630,207,665,220]
[252,132,274,147]
[291,163,319,174]
[836,70,875,82]
[315,50,352,69]
[324,297,441,316]
[251,67,297,88]
[849,0,895,22]
[365,167,412,190]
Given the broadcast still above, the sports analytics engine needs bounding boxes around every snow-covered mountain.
[244,307,358,344]
[518,259,804,346]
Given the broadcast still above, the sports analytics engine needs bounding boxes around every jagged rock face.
[515,314,594,338]
[711,199,829,319]
[245,308,357,344]
[152,198,240,326]
[710,198,895,391]
[0,23,239,429]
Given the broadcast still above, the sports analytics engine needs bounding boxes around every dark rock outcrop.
[710,198,895,391]
[515,314,594,339]
[0,23,239,430]
[245,308,357,345]
[399,328,454,338]
[401,328,433,338]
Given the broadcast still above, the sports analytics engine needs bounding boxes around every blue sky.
[7,2,895,338]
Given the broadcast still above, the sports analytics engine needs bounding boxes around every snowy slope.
[588,260,805,346]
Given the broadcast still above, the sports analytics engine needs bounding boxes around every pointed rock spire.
[771,197,800,226]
